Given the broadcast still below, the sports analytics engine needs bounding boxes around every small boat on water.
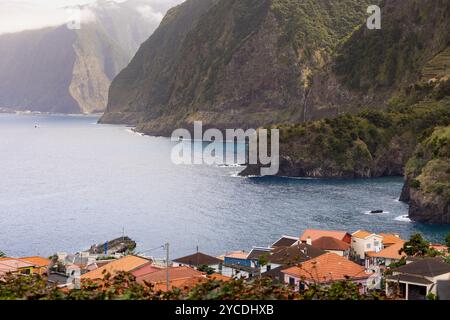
[370,210,384,214]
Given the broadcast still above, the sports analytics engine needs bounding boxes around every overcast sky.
[0,0,184,35]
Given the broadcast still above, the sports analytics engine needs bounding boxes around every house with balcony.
[281,252,372,292]
[386,257,450,300]
[351,230,383,263]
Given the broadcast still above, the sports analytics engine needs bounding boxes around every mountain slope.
[0,0,159,114]
[0,26,80,113]
[401,126,450,224]
[101,0,374,134]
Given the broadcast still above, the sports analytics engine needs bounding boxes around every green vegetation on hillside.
[271,0,373,57]
[405,126,450,200]
[334,0,450,92]
[271,100,450,177]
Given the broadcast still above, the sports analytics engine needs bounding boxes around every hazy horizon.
[0,0,184,35]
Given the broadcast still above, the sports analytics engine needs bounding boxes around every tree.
[445,232,450,250]
[197,265,215,275]
[400,233,430,257]
[0,251,5,258]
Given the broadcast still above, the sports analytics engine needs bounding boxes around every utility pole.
[165,242,170,291]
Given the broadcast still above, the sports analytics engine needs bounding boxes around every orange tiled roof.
[367,241,406,259]
[136,266,204,284]
[430,243,449,253]
[0,258,35,269]
[352,230,375,239]
[379,233,404,245]
[81,256,150,280]
[152,276,206,292]
[282,253,370,283]
[19,256,51,267]
[300,230,349,242]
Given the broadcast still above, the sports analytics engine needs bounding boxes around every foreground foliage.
[0,272,386,301]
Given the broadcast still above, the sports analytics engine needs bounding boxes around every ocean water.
[0,114,449,258]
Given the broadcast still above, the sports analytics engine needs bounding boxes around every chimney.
[306,237,312,245]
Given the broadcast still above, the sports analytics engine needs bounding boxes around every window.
[266,265,271,271]
[289,277,296,286]
[366,243,371,249]
[374,241,380,247]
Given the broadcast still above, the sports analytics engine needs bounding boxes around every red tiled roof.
[136,266,204,285]
[282,253,370,283]
[131,263,161,278]
[312,236,350,251]
[300,230,350,243]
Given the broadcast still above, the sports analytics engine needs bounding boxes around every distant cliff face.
[102,0,374,134]
[0,0,159,114]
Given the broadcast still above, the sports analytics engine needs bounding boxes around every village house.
[351,230,383,262]
[135,266,205,291]
[386,257,450,300]
[281,252,372,292]
[312,236,351,257]
[81,255,151,281]
[131,262,161,278]
[18,256,51,275]
[262,243,326,283]
[173,251,223,273]
[300,230,352,245]
[220,251,257,279]
[246,247,272,272]
[270,235,299,249]
[0,258,35,277]
[0,256,50,276]
[379,233,404,248]
[47,272,73,288]
[365,241,406,271]
[430,243,449,254]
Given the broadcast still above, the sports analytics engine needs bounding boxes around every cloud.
[136,5,164,22]
[0,0,184,35]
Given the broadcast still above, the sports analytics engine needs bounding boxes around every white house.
[172,252,223,274]
[351,230,383,261]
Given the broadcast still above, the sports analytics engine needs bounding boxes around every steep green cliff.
[401,126,450,224]
[0,0,160,114]
[102,0,450,223]
[101,0,373,133]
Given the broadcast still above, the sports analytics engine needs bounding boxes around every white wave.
[217,163,245,168]
[364,210,390,215]
[125,128,141,136]
[394,215,412,222]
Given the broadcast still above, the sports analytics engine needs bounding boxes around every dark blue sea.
[0,114,449,258]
